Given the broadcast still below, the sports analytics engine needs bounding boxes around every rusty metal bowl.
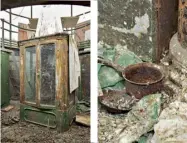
[122,63,164,99]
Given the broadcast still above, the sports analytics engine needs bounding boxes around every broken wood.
[1,105,14,112]
[76,114,90,126]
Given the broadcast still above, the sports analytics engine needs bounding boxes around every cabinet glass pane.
[25,46,36,102]
[40,43,56,105]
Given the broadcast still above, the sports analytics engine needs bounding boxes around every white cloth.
[35,6,63,37]
[69,36,81,93]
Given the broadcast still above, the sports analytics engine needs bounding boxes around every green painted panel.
[24,108,57,128]
[1,51,10,107]
[20,104,76,132]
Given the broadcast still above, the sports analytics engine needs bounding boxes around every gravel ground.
[98,108,127,142]
[1,101,90,143]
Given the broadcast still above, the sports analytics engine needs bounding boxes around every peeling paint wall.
[98,0,155,61]
[98,0,178,62]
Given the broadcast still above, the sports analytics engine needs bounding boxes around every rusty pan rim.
[122,62,164,86]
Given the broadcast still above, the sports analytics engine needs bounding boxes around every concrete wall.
[98,0,178,62]
[98,0,155,61]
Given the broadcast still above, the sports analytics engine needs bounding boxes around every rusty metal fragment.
[178,0,187,44]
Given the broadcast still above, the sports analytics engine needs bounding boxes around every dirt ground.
[1,101,90,143]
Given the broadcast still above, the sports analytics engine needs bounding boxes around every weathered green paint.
[19,33,76,132]
[1,51,10,107]
[20,103,76,132]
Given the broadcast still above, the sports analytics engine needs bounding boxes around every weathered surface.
[152,101,187,143]
[170,33,187,68]
[1,0,90,10]
[98,0,178,62]
[98,43,142,90]
[178,0,187,46]
[1,102,90,143]
[1,51,11,107]
[19,33,76,132]
[79,53,90,101]
[99,0,154,61]
[98,94,162,143]
[9,51,20,100]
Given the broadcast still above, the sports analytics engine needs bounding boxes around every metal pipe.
[5,10,30,20]
[64,23,90,32]
[75,11,90,17]
[71,5,73,34]
[1,19,4,49]
[31,6,33,18]
[3,19,36,32]
[9,9,12,48]
[0,27,18,33]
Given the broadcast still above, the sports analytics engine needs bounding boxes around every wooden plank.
[1,105,14,112]
[76,114,90,126]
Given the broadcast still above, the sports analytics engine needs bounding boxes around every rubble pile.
[101,94,136,110]
[98,43,187,143]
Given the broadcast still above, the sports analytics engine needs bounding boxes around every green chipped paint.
[103,48,116,61]
[20,103,76,132]
[98,66,123,88]
[138,136,148,143]
[98,46,142,90]
[114,94,162,142]
[103,80,125,90]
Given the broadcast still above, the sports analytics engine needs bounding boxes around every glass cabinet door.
[25,46,36,102]
[40,43,56,105]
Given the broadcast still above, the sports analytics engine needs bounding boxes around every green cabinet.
[1,50,10,107]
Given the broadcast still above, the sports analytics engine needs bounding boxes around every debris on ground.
[100,92,136,111]
[98,94,162,143]
[1,105,14,112]
[115,94,162,143]
[98,43,187,143]
[98,44,142,90]
[76,100,90,126]
[138,132,154,143]
[1,100,90,143]
[1,104,20,126]
[98,110,127,142]
[151,101,187,143]
[76,100,90,113]
[76,114,90,126]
